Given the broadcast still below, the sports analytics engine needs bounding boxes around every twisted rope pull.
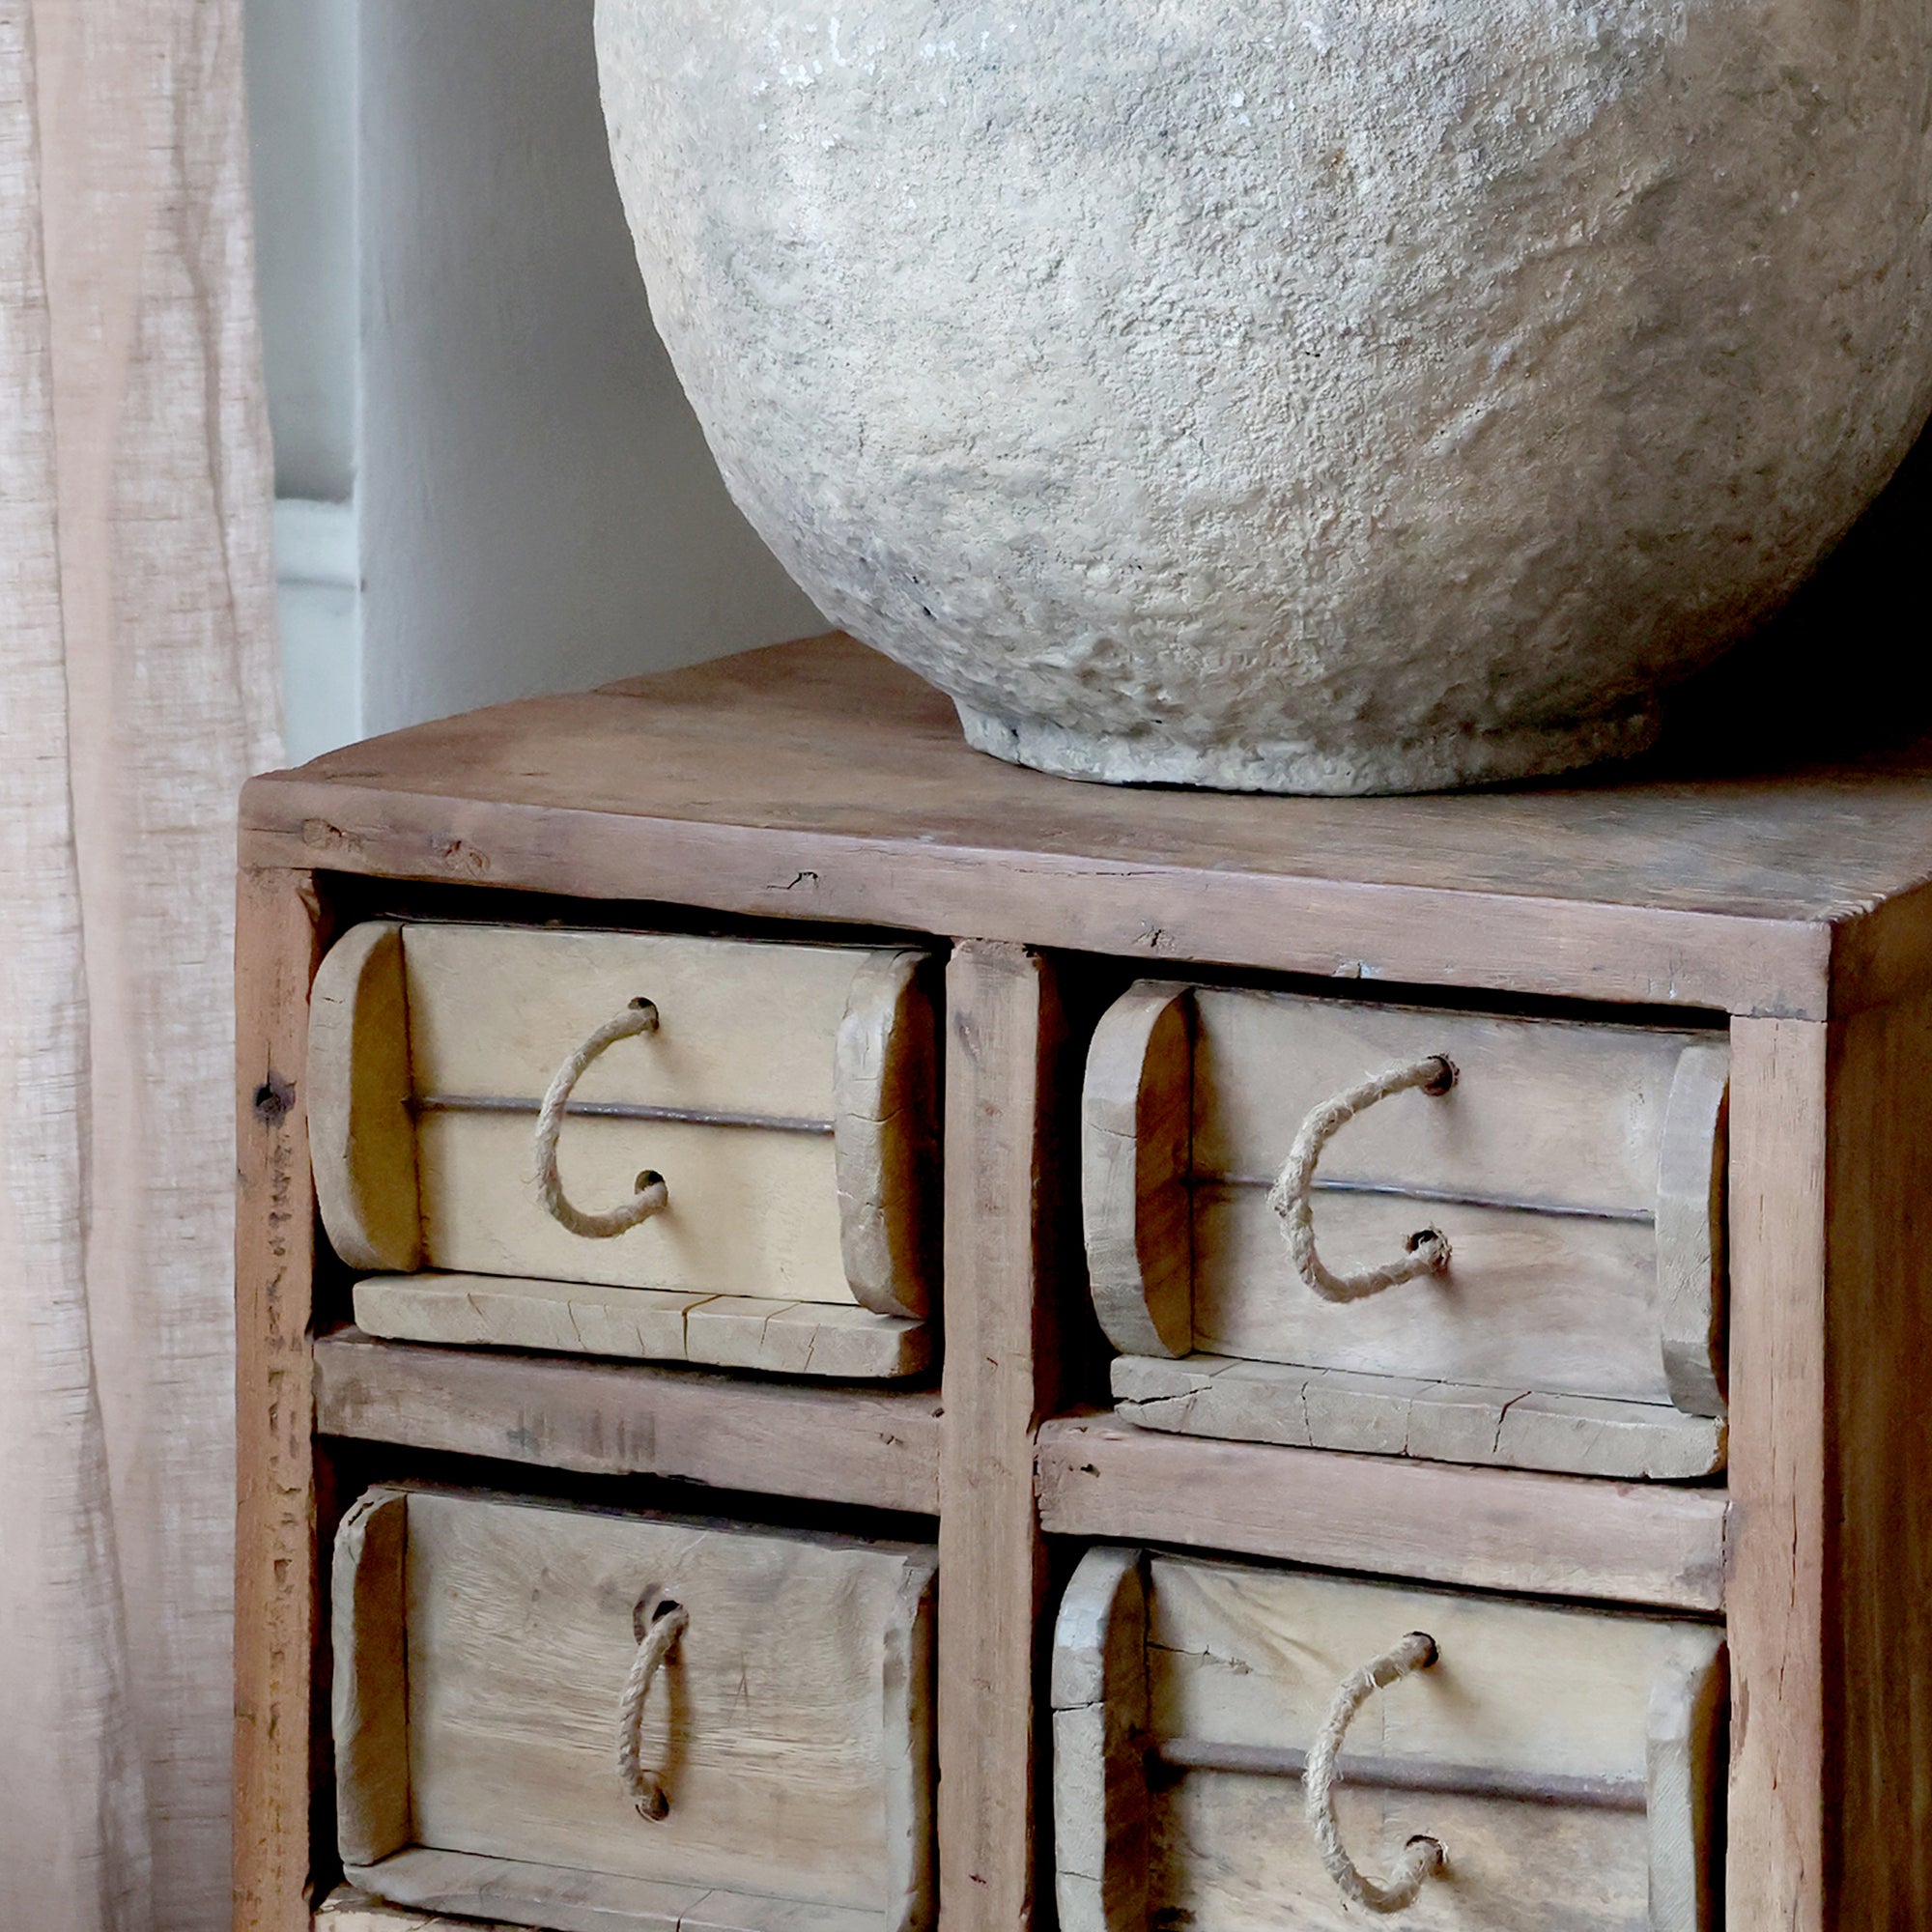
[1267,1054,1457,1301]
[1304,1631,1448,1913]
[615,1599,690,1821]
[535,998,670,1237]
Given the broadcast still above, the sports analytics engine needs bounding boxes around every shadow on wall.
[1658,414,1932,774]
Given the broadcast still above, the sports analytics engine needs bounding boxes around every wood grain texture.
[1191,1188,1672,1403]
[1656,1042,1730,1419]
[315,1884,524,1932]
[1081,982,1193,1358]
[1723,1017,1827,1930]
[234,635,1932,1022]
[312,1328,942,1515]
[319,1886,526,1932]
[352,1273,932,1379]
[1821,988,1932,1925]
[1111,1355,1725,1480]
[235,867,329,1932]
[1189,987,1705,1213]
[937,944,1069,1932]
[1048,1549,1149,1932]
[307,920,420,1272]
[333,1490,936,1923]
[1648,1639,1728,1932]
[1036,1417,1727,1612]
[330,1492,412,1867]
[308,922,941,1313]
[340,1846,895,1932]
[1110,1554,1725,1932]
[1086,980,1728,1474]
[837,949,942,1321]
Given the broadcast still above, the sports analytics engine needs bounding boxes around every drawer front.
[309,922,940,1367]
[333,1489,936,1932]
[1052,1548,1724,1932]
[1083,983,1727,1478]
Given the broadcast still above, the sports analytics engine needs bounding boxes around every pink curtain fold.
[0,3,281,1927]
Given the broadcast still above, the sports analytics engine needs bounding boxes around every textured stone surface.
[598,0,1932,793]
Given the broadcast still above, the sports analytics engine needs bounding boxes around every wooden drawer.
[1082,984,1728,1477]
[1052,1548,1724,1932]
[309,922,939,1377]
[332,1488,937,1932]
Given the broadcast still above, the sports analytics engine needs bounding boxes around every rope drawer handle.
[616,1598,690,1820]
[1304,1631,1448,1913]
[535,998,669,1236]
[1267,1054,1457,1301]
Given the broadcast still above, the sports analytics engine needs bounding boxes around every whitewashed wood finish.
[331,1489,937,1932]
[1189,989,1705,1209]
[307,922,941,1327]
[1052,1549,1725,1932]
[1082,981,1729,1473]
[353,1274,931,1379]
[1112,1355,1726,1481]
[315,1884,524,1932]
[337,1848,892,1932]
[1193,1189,1669,1401]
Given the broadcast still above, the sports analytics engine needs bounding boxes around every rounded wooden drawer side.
[332,1487,938,1932]
[307,921,941,1378]
[1081,982,1728,1478]
[1051,1548,1726,1932]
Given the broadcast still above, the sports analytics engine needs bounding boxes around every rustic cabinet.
[238,635,1932,1932]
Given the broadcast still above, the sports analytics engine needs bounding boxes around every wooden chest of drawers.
[237,635,1932,1932]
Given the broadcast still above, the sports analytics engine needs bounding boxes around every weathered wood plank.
[330,1492,412,1868]
[1111,1355,1725,1481]
[1049,1549,1149,1932]
[341,1492,934,1913]
[236,635,1930,1019]
[1035,1417,1727,1613]
[1123,1555,1724,1931]
[309,922,942,1313]
[837,948,942,1321]
[937,944,1069,1932]
[234,867,329,1932]
[312,1329,942,1516]
[1082,982,1194,1359]
[353,1274,931,1380]
[1723,1017,1826,1930]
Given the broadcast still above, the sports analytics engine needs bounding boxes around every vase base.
[954,701,1661,797]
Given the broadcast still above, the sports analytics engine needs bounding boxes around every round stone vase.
[596,1,1932,793]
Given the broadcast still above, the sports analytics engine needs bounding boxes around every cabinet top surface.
[243,635,1932,1020]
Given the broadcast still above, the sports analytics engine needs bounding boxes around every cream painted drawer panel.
[308,921,940,1370]
[1052,1548,1724,1932]
[1083,983,1727,1477]
[333,1488,936,1932]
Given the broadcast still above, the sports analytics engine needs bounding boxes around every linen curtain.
[0,2,281,1927]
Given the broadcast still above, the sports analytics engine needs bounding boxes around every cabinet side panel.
[1826,992,1932,1925]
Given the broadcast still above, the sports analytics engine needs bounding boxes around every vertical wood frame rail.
[938,944,1070,1932]
[235,867,329,1932]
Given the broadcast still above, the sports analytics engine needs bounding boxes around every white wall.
[245,0,822,763]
